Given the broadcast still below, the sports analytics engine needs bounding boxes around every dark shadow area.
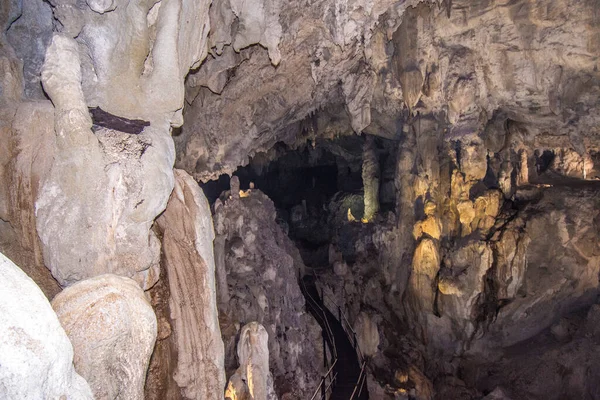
[201,135,397,269]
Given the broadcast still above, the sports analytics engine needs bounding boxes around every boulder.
[0,251,93,399]
[51,274,157,400]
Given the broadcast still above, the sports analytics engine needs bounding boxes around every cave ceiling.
[176,0,600,181]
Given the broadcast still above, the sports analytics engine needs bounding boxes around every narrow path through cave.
[300,276,368,399]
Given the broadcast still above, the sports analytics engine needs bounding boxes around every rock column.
[52,274,157,400]
[362,135,380,222]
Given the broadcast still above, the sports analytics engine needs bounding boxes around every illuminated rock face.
[5,0,214,291]
[177,0,600,183]
[2,0,600,398]
[35,34,171,290]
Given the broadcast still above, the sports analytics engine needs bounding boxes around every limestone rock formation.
[46,0,211,122]
[35,34,173,289]
[362,135,380,222]
[225,322,278,400]
[463,303,600,400]
[176,0,432,180]
[155,168,226,399]
[144,262,181,400]
[5,0,53,99]
[213,189,322,398]
[0,0,60,298]
[51,274,157,400]
[0,251,93,400]
[31,0,217,290]
[177,0,600,185]
[354,312,380,357]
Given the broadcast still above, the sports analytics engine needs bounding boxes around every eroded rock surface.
[46,0,211,122]
[51,274,157,400]
[0,1,60,299]
[3,0,600,397]
[0,251,93,400]
[0,101,61,299]
[30,0,217,290]
[177,0,600,184]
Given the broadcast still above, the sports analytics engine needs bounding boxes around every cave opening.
[202,134,397,270]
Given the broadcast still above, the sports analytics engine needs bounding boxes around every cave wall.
[177,0,600,182]
[0,0,226,397]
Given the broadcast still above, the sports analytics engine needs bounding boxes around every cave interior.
[2,0,600,399]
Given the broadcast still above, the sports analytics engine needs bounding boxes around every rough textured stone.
[0,251,93,400]
[156,169,226,399]
[354,312,380,357]
[6,0,53,99]
[177,0,600,184]
[176,0,428,181]
[29,0,216,291]
[45,0,211,122]
[51,274,157,400]
[4,0,600,397]
[362,135,380,222]
[144,262,181,400]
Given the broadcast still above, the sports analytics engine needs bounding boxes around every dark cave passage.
[202,135,397,269]
[202,135,393,399]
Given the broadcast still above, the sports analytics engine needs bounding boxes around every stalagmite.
[214,233,232,310]
[225,322,277,400]
[213,188,322,398]
[518,149,529,185]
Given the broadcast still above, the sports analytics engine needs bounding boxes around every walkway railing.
[299,275,338,400]
[300,272,368,400]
